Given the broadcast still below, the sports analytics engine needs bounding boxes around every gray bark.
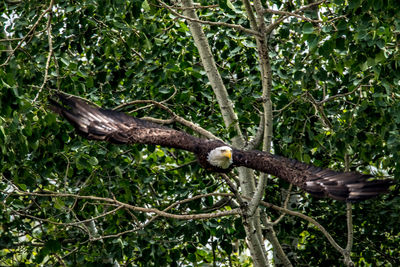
[180,0,270,266]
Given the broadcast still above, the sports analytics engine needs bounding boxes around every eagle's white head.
[207,146,233,169]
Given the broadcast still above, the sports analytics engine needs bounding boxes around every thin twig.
[344,154,354,266]
[220,174,245,207]
[33,6,54,103]
[115,98,221,140]
[90,192,235,241]
[11,190,240,221]
[11,205,124,227]
[1,0,54,67]
[272,184,293,225]
[246,112,264,150]
[264,8,322,23]
[155,3,219,10]
[257,198,344,254]
[114,85,177,112]
[305,91,333,129]
[265,0,326,34]
[273,93,306,115]
[157,0,260,37]
[317,76,372,105]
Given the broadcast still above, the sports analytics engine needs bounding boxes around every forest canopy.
[1,0,399,266]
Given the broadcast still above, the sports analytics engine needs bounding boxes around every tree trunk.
[180,0,270,265]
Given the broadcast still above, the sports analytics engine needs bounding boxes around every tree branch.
[6,182,354,261]
[33,0,54,103]
[240,1,274,265]
[11,205,124,227]
[245,113,264,150]
[157,0,260,37]
[344,154,354,266]
[264,8,322,23]
[305,91,334,129]
[11,190,240,221]
[316,76,372,105]
[258,199,344,253]
[271,184,293,226]
[220,173,245,207]
[115,98,221,140]
[1,0,54,67]
[88,192,236,241]
[180,0,245,148]
[265,0,326,34]
[273,93,306,115]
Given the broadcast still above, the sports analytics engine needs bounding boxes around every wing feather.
[49,93,202,153]
[232,150,392,201]
[50,93,393,201]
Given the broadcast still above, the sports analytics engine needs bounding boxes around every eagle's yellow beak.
[223,150,232,159]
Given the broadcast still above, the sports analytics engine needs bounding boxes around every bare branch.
[114,84,177,112]
[11,190,240,221]
[157,0,260,37]
[264,8,322,23]
[265,0,326,34]
[91,16,144,61]
[297,0,327,13]
[258,199,345,254]
[246,113,264,150]
[317,76,372,105]
[33,1,54,103]
[157,4,219,10]
[304,76,373,130]
[271,184,293,225]
[344,154,354,266]
[220,173,245,207]
[1,180,357,261]
[239,1,274,265]
[305,91,334,129]
[10,205,124,227]
[0,37,24,42]
[273,93,307,115]
[114,99,174,114]
[344,202,354,266]
[89,192,235,241]
[114,98,221,140]
[1,0,54,67]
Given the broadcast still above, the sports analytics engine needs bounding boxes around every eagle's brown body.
[50,93,392,202]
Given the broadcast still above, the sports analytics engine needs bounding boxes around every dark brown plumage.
[49,93,393,202]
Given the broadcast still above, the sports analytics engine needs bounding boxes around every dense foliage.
[1,0,399,265]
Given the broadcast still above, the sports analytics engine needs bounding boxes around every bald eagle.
[49,93,392,202]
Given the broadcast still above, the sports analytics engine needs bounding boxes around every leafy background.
[1,0,399,265]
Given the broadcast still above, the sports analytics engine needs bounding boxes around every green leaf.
[218,0,228,10]
[302,23,314,34]
[142,0,150,12]
[374,50,386,64]
[115,166,123,178]
[2,1,399,265]
[242,40,256,48]
[44,239,61,253]
[86,77,94,88]
[159,87,170,94]
[60,58,70,66]
[88,156,99,166]
[54,198,65,210]
[226,0,237,12]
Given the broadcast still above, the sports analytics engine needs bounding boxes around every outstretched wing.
[49,93,203,153]
[50,93,392,201]
[233,150,392,201]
